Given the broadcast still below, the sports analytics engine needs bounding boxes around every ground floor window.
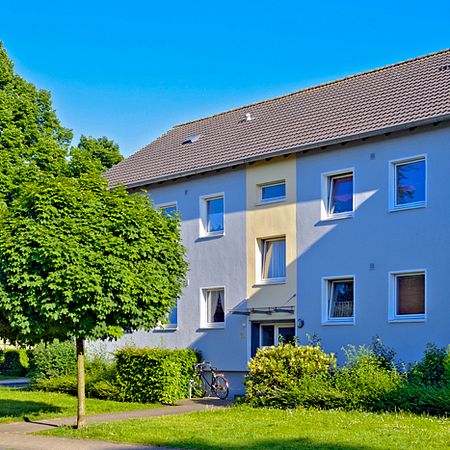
[250,322,295,355]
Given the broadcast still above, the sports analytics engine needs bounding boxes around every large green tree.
[0,43,187,428]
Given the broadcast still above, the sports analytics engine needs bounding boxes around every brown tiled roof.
[106,50,450,187]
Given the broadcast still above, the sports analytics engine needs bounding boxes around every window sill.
[197,231,225,241]
[389,202,426,213]
[388,317,426,323]
[321,319,354,326]
[153,325,178,332]
[198,324,225,330]
[254,278,286,287]
[255,198,286,207]
[320,212,354,222]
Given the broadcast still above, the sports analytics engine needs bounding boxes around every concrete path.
[0,398,232,450]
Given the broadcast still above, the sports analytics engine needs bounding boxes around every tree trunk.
[76,337,86,429]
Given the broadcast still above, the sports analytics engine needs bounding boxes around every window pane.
[329,280,354,318]
[207,197,224,232]
[261,183,286,201]
[330,175,353,214]
[396,160,425,205]
[261,325,275,346]
[161,205,177,217]
[278,327,295,345]
[397,274,425,315]
[262,239,286,279]
[207,289,225,323]
[168,304,177,325]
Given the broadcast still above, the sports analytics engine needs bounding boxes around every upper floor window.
[261,237,286,283]
[160,203,177,218]
[200,194,224,237]
[390,156,426,211]
[322,276,355,325]
[389,270,426,322]
[321,169,354,220]
[259,181,286,204]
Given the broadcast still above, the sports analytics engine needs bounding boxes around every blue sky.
[2,1,449,157]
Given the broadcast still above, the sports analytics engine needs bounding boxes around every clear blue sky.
[2,1,449,157]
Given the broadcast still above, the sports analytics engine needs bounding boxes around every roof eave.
[111,114,450,190]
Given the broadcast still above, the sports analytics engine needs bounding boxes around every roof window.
[182,134,201,144]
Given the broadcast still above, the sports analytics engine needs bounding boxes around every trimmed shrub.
[0,349,29,376]
[29,339,76,383]
[245,344,336,408]
[37,374,78,395]
[115,347,199,405]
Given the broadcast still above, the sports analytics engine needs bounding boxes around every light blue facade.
[104,168,249,395]
[296,124,450,362]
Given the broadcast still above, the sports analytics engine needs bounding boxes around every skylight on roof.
[182,134,201,144]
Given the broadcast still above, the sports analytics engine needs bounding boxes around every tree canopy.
[0,41,187,344]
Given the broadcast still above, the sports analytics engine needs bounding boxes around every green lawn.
[41,406,450,449]
[0,388,159,423]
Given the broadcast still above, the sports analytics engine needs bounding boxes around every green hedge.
[0,349,29,377]
[115,347,199,405]
[28,339,76,383]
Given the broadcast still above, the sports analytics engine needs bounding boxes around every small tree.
[0,42,187,428]
[0,174,187,427]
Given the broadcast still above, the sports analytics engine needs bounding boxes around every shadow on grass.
[0,399,61,419]
[155,438,379,450]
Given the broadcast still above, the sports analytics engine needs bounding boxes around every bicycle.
[191,361,229,400]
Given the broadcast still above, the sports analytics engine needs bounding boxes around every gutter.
[112,114,450,190]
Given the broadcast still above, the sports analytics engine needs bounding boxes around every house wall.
[246,155,297,321]
[101,168,249,395]
[296,125,450,362]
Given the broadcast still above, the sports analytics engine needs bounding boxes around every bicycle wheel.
[191,376,208,398]
[213,375,229,400]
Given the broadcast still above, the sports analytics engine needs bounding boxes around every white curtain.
[207,290,224,323]
[263,239,286,279]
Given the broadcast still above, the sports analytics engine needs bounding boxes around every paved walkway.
[0,398,232,450]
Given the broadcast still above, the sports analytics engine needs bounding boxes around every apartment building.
[105,50,450,395]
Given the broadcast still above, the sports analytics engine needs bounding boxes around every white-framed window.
[158,202,178,218]
[389,155,426,211]
[321,169,354,220]
[258,181,286,204]
[200,287,225,328]
[260,323,295,347]
[389,270,426,322]
[258,237,286,284]
[199,194,224,237]
[322,276,355,325]
[155,299,178,330]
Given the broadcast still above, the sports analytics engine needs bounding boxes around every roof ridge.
[173,48,450,129]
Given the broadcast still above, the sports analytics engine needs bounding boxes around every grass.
[0,388,160,423]
[41,405,450,449]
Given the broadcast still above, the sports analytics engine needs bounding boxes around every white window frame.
[157,201,178,217]
[200,286,226,329]
[259,323,295,348]
[321,275,355,325]
[388,269,426,323]
[199,193,225,237]
[388,154,427,212]
[321,168,355,221]
[255,236,286,285]
[257,180,286,205]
